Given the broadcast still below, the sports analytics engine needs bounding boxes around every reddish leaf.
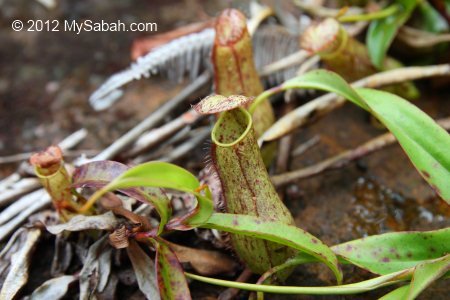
[73,161,168,207]
[73,161,171,233]
[155,239,191,300]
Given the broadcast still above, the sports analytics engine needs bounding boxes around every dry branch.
[272,117,450,186]
[90,71,210,162]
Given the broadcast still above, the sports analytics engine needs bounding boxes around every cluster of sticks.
[1,2,450,265]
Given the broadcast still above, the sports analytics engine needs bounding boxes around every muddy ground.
[0,0,449,299]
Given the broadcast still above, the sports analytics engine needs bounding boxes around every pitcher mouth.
[211,107,253,148]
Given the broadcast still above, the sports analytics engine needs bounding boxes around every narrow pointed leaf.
[252,69,368,113]
[203,213,342,284]
[127,240,159,299]
[367,0,418,68]
[29,275,77,300]
[332,228,450,275]
[73,161,169,207]
[407,254,450,299]
[257,70,450,201]
[355,88,450,201]
[45,212,118,234]
[418,0,449,33]
[73,161,131,188]
[155,240,191,300]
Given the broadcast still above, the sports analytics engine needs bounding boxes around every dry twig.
[398,26,450,48]
[127,109,202,158]
[272,117,450,186]
[89,72,210,162]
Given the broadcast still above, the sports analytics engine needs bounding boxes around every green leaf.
[332,228,450,275]
[202,213,343,284]
[418,0,449,33]
[407,254,450,299]
[252,70,368,113]
[355,88,450,201]
[154,239,191,300]
[90,161,213,232]
[116,161,200,191]
[73,161,170,231]
[367,0,418,68]
[257,70,450,202]
[379,284,410,299]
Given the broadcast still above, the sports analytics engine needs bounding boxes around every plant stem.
[218,268,253,300]
[338,4,399,22]
[185,270,410,295]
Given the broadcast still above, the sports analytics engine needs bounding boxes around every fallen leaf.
[50,235,73,276]
[127,240,159,300]
[96,273,118,300]
[28,275,77,300]
[45,212,119,234]
[79,236,112,300]
[167,241,237,276]
[0,228,41,299]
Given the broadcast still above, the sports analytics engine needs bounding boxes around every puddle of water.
[349,177,450,237]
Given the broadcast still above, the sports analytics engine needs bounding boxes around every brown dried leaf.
[50,235,73,276]
[0,228,41,299]
[109,225,129,249]
[28,275,77,300]
[168,241,237,276]
[45,212,119,234]
[127,240,159,300]
[96,273,118,300]
[79,236,112,300]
